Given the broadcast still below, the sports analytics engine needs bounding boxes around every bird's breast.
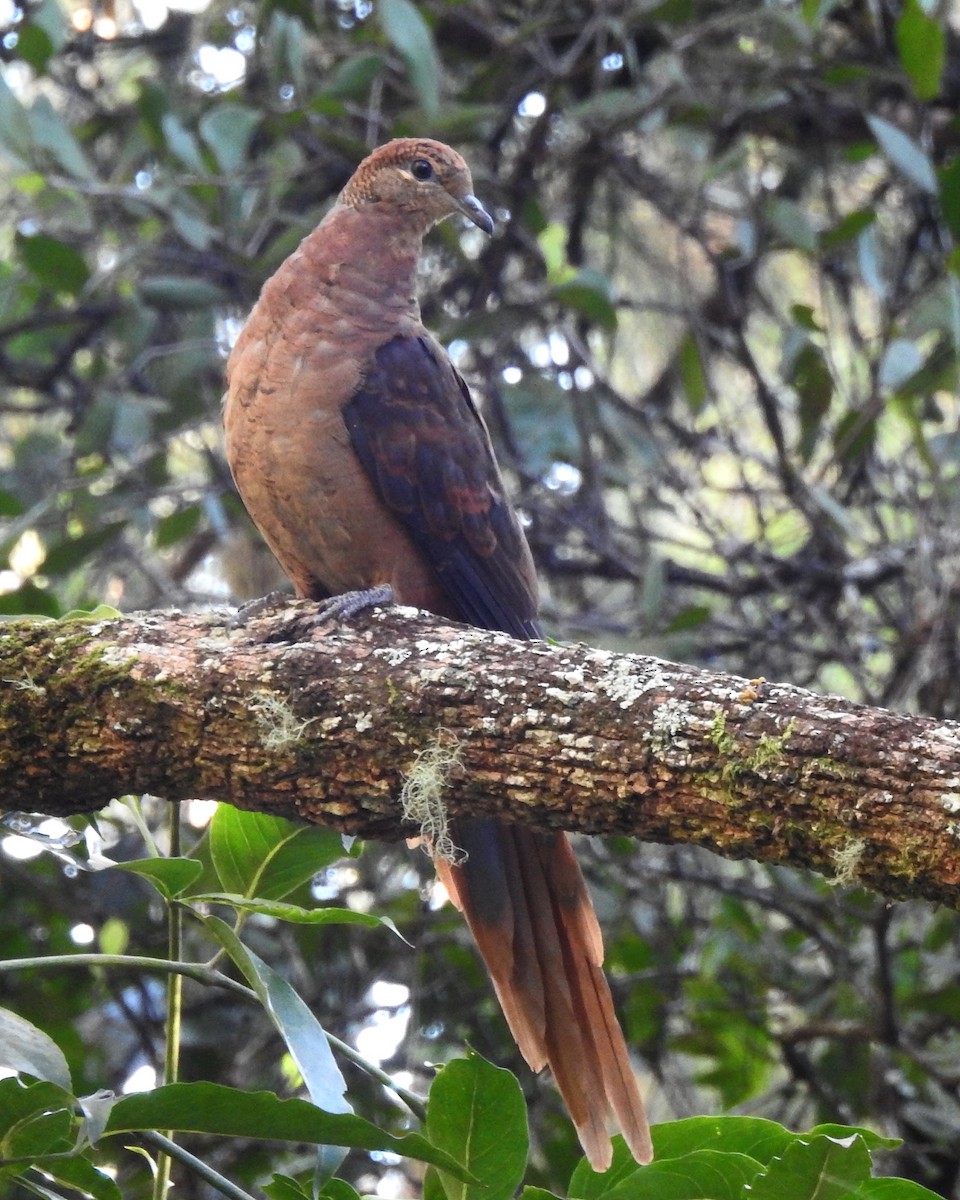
[224,303,448,611]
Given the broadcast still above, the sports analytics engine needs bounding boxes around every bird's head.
[338,138,494,236]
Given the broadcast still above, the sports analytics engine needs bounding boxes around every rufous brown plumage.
[223,137,653,1170]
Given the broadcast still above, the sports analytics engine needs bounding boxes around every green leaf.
[0,1007,72,1090]
[0,487,25,516]
[170,203,219,251]
[570,1135,648,1198]
[678,331,708,413]
[154,504,202,548]
[857,1180,944,1200]
[605,1151,763,1200]
[767,198,818,253]
[651,1117,797,1164]
[117,856,204,900]
[0,582,61,618]
[878,338,923,393]
[801,0,843,26]
[554,270,618,331]
[895,0,945,101]
[429,103,502,142]
[30,95,96,180]
[424,1165,447,1200]
[790,342,833,463]
[16,24,54,73]
[379,0,441,116]
[190,893,387,928]
[17,233,89,295]
[24,1150,123,1200]
[160,111,207,172]
[199,103,261,173]
[902,276,960,339]
[569,88,650,130]
[691,1014,776,1107]
[0,75,34,163]
[267,0,316,28]
[27,0,66,55]
[209,806,346,901]
[60,604,123,621]
[104,1083,473,1180]
[791,304,822,333]
[0,1077,73,1133]
[139,276,226,310]
[939,156,960,241]
[265,1175,315,1200]
[666,604,711,633]
[320,1180,363,1200]
[0,1077,75,1158]
[819,209,875,249]
[498,375,579,476]
[75,390,150,458]
[749,1133,872,1200]
[98,916,128,956]
[42,522,126,575]
[538,223,570,280]
[201,915,351,1115]
[866,115,937,195]
[426,1053,528,1200]
[807,1123,900,1152]
[832,409,876,464]
[320,53,385,99]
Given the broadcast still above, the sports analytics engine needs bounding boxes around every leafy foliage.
[2,0,960,1196]
[0,810,942,1199]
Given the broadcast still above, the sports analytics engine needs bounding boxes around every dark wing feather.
[344,334,541,640]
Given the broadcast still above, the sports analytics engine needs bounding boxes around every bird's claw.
[313,583,395,624]
[270,585,395,641]
[230,589,294,628]
[231,584,394,643]
[233,584,395,643]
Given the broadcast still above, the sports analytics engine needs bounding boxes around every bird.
[223,137,653,1170]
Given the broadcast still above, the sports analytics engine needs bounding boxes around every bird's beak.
[457,194,494,235]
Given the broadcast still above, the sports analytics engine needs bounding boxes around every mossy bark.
[2,602,960,906]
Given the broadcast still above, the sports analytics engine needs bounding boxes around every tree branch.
[3,602,960,907]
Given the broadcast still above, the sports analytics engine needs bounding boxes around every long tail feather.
[436,818,653,1170]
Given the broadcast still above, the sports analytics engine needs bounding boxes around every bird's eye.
[410,158,434,182]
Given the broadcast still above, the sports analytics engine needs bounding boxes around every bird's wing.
[343,333,542,640]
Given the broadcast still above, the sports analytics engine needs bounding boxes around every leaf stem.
[153,803,185,1200]
[0,954,257,1000]
[323,1030,427,1121]
[0,953,427,1117]
[140,1131,260,1200]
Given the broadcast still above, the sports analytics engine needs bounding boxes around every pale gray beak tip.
[459,193,494,235]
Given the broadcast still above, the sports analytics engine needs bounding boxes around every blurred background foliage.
[3,0,960,1195]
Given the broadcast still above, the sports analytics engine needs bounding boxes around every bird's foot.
[230,589,294,628]
[268,585,395,641]
[313,583,395,623]
[231,585,394,642]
